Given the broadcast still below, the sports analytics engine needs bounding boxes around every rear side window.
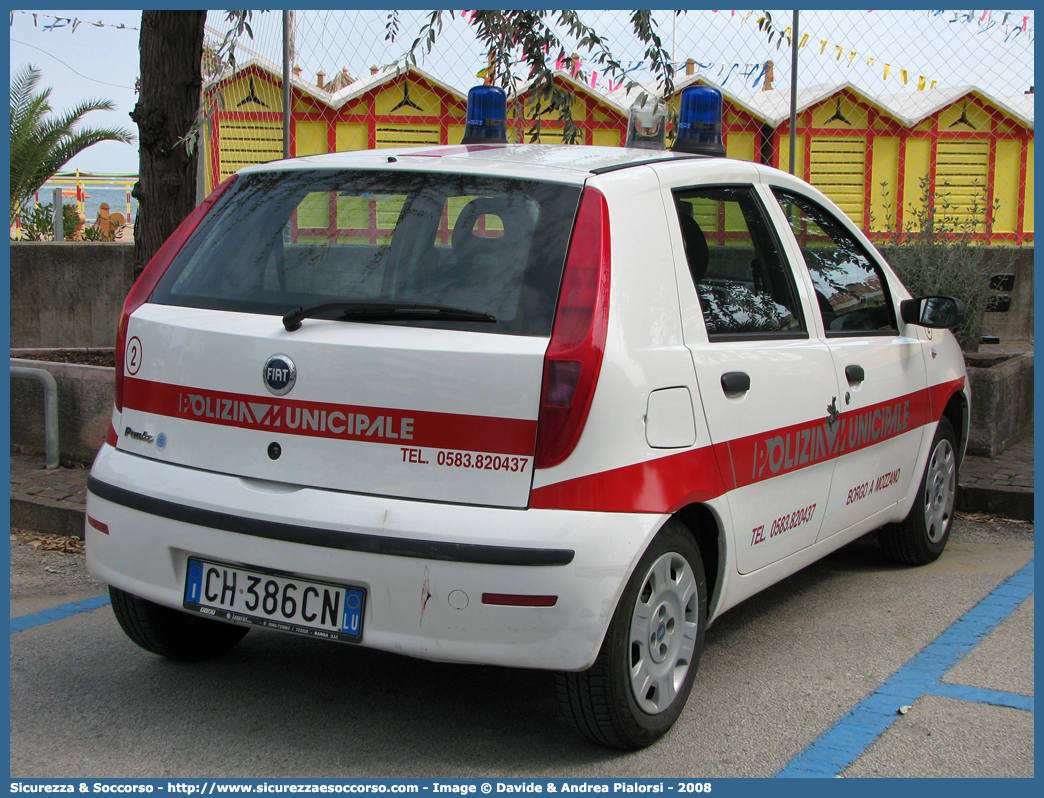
[772,188,897,335]
[674,185,805,339]
[151,170,583,337]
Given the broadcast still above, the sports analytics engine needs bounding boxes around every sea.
[38,180,138,225]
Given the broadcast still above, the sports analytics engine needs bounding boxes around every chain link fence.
[201,9,1033,243]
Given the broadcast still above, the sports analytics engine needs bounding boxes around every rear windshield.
[150,169,583,337]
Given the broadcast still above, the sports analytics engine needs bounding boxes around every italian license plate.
[184,558,364,643]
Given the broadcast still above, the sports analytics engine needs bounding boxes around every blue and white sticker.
[343,589,364,635]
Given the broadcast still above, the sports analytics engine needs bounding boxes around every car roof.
[238,143,723,184]
[235,144,834,216]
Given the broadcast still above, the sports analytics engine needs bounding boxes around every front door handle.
[845,365,865,384]
[721,371,751,394]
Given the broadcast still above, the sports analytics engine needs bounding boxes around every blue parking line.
[10,595,111,634]
[929,681,1035,711]
[777,559,1034,778]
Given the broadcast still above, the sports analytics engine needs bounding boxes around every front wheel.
[879,416,959,565]
[556,520,707,748]
[109,586,249,662]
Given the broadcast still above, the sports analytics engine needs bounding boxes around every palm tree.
[10,64,134,226]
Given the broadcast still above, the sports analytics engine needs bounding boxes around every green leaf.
[10,63,133,225]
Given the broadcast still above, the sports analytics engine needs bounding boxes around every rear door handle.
[721,371,750,394]
[845,365,865,384]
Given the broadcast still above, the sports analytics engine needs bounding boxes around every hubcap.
[923,437,956,543]
[628,551,699,714]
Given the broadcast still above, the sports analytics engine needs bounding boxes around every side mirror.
[900,296,966,329]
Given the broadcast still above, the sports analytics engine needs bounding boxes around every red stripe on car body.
[531,379,965,513]
[121,377,537,456]
[529,445,728,513]
[727,386,933,490]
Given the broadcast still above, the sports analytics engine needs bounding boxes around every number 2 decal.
[126,336,142,375]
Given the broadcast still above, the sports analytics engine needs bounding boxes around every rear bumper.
[85,445,664,670]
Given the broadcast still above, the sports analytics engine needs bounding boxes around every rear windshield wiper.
[283,301,496,331]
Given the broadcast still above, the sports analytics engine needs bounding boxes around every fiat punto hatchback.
[87,86,968,749]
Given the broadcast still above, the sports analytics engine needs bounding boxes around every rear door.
[117,168,583,508]
[659,168,841,574]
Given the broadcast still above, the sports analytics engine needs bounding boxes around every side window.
[674,186,805,338]
[772,188,897,335]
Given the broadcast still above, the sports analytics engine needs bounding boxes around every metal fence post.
[789,11,799,175]
[51,187,64,241]
[282,10,291,160]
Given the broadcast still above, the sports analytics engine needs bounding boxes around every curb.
[10,497,86,538]
[957,485,1034,522]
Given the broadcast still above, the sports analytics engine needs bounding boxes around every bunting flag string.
[464,9,1032,93]
[11,9,138,31]
[476,49,678,91]
[743,7,1032,92]
[480,8,1031,93]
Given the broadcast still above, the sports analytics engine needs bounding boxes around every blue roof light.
[461,85,508,145]
[672,85,726,157]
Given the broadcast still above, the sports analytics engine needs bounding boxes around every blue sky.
[10,9,143,173]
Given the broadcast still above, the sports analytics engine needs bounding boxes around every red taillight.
[113,175,237,411]
[87,515,109,535]
[482,593,558,607]
[534,187,611,469]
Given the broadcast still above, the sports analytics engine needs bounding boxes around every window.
[151,170,582,337]
[674,186,805,338]
[772,188,897,335]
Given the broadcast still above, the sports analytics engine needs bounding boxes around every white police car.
[86,85,968,749]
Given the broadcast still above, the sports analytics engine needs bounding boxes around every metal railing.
[11,366,60,469]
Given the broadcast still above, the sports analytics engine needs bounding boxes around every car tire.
[109,586,249,662]
[879,416,959,565]
[556,519,707,749]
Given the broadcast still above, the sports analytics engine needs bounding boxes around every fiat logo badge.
[263,354,296,396]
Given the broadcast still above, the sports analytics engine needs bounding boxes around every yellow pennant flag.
[848,50,857,65]
[866,56,875,67]
[930,80,938,90]
[820,39,829,54]
[835,45,844,60]
[799,33,809,48]
[901,69,908,85]
[917,75,926,90]
[884,63,891,79]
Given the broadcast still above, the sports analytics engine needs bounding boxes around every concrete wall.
[980,247,1034,342]
[10,358,114,465]
[10,243,136,348]
[964,352,1034,458]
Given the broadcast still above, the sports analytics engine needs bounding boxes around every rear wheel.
[556,520,706,748]
[879,416,959,565]
[109,586,249,662]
